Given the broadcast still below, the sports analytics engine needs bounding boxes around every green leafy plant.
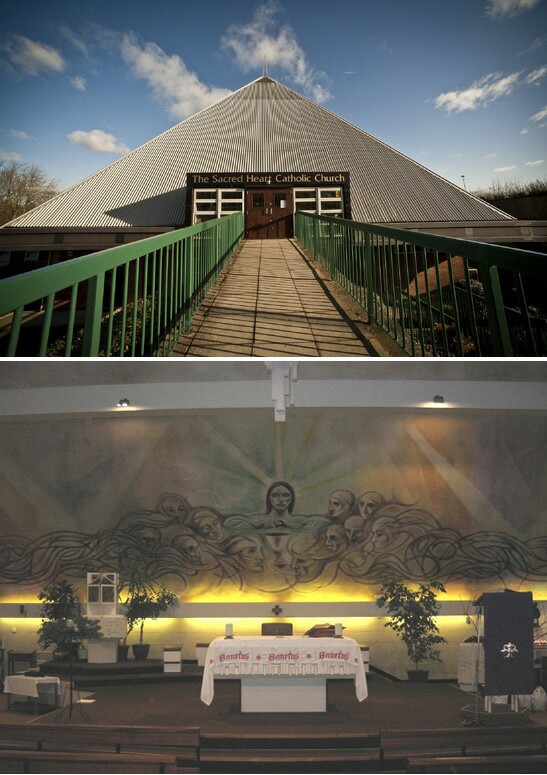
[119,559,176,646]
[123,586,177,645]
[37,579,102,657]
[46,297,157,357]
[377,580,447,672]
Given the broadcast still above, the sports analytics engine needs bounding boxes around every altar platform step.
[39,659,203,687]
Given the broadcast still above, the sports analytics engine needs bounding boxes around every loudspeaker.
[482,590,534,696]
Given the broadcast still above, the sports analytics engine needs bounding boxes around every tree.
[376,580,447,674]
[37,579,102,658]
[0,160,59,225]
[118,553,177,659]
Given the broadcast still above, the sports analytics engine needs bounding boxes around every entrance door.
[245,189,293,239]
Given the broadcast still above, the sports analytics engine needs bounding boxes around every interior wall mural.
[1,408,545,601]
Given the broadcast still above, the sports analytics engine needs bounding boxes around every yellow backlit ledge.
[1,582,545,607]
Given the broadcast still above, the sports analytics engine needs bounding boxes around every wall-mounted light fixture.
[419,394,451,409]
[117,398,130,408]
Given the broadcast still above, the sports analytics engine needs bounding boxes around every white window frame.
[294,187,343,216]
[318,187,343,216]
[193,188,244,222]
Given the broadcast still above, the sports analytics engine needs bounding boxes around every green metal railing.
[0,213,243,357]
[295,213,547,356]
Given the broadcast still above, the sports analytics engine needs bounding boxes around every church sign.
[189,172,350,187]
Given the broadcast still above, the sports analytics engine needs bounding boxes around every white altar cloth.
[200,636,367,705]
[4,675,61,698]
[4,675,61,711]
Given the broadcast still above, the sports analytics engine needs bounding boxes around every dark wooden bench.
[407,752,547,772]
[0,749,179,773]
[0,723,200,773]
[384,724,547,758]
[200,732,383,769]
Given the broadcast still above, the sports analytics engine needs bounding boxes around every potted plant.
[376,580,447,681]
[37,579,102,661]
[119,560,177,660]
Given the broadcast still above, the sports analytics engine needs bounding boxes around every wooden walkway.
[171,239,399,357]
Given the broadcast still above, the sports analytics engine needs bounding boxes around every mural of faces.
[1,483,546,596]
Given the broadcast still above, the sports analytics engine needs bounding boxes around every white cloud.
[521,127,530,133]
[3,34,65,75]
[59,24,89,58]
[67,129,130,154]
[485,0,542,19]
[434,71,521,113]
[525,64,547,84]
[434,63,545,114]
[0,148,23,161]
[525,36,546,52]
[6,129,30,140]
[120,34,231,119]
[70,75,87,91]
[525,158,545,166]
[494,164,517,172]
[484,153,498,158]
[530,104,547,121]
[221,1,332,103]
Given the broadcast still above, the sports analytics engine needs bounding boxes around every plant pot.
[407,669,429,682]
[118,644,130,662]
[132,643,151,660]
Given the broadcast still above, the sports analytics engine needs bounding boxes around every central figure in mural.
[224,481,331,578]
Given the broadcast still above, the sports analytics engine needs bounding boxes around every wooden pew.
[384,724,547,758]
[0,723,200,773]
[200,731,384,770]
[407,751,547,772]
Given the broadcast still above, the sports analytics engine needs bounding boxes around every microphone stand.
[463,602,486,726]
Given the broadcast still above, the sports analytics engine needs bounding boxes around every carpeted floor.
[3,673,542,734]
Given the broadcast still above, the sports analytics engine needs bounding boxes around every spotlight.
[117,398,130,407]
[433,395,445,404]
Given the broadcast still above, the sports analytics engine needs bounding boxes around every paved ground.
[171,239,401,357]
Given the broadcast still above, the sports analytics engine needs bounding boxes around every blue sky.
[1,0,546,193]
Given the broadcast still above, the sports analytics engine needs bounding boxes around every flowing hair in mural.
[1,483,546,596]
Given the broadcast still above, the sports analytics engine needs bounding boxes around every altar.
[87,615,127,663]
[200,636,367,712]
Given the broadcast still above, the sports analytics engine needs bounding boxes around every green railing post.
[365,231,374,319]
[483,265,513,356]
[81,272,106,356]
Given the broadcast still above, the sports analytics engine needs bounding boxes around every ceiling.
[0,359,545,390]
[0,358,545,418]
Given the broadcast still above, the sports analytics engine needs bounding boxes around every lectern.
[482,590,534,703]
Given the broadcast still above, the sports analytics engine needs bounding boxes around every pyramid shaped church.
[3,76,512,254]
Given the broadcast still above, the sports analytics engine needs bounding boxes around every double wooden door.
[245,189,293,239]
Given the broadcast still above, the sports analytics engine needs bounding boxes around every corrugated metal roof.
[4,77,512,229]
